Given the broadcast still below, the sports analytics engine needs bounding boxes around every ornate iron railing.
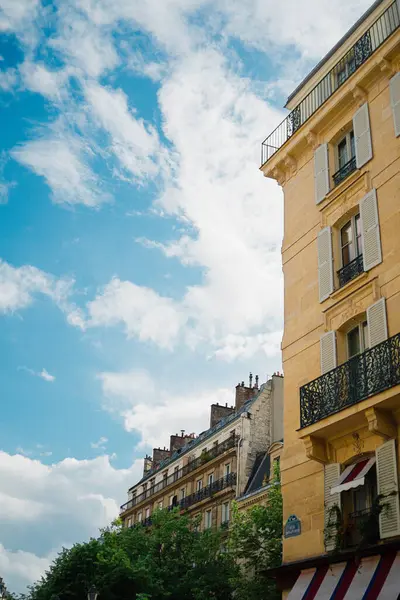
[173,473,237,511]
[337,254,364,287]
[120,435,237,513]
[333,156,357,186]
[300,332,400,428]
[261,1,399,167]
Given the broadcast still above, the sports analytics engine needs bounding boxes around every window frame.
[336,130,355,171]
[222,501,230,524]
[347,320,368,359]
[340,213,362,269]
[205,509,213,529]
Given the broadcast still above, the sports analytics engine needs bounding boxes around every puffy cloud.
[0,0,39,33]
[18,367,56,383]
[19,62,70,100]
[0,451,142,592]
[99,368,233,448]
[87,278,186,349]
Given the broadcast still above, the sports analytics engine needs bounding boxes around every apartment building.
[120,374,283,532]
[261,0,400,596]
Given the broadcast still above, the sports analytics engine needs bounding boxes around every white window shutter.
[367,298,388,348]
[360,189,382,271]
[376,439,400,539]
[314,144,330,204]
[320,331,337,375]
[324,463,341,552]
[390,72,400,137]
[353,103,373,168]
[317,226,334,302]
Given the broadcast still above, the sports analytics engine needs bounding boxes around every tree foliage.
[26,510,237,600]
[228,462,283,600]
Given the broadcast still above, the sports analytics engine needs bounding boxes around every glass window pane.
[362,321,369,350]
[338,139,348,167]
[341,221,352,246]
[348,327,361,358]
[350,131,355,159]
[355,214,362,255]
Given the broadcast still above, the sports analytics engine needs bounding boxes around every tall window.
[225,463,231,477]
[208,473,214,486]
[222,502,230,524]
[205,509,213,529]
[341,214,362,267]
[347,321,368,359]
[337,131,355,169]
[137,512,142,523]
[173,466,179,481]
[197,479,203,492]
[180,487,185,500]
[158,500,163,510]
[145,507,150,519]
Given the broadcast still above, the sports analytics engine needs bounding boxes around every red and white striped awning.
[287,552,400,600]
[330,458,376,495]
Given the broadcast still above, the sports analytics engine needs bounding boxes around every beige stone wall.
[262,16,400,566]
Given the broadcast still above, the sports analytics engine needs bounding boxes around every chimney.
[170,433,193,453]
[235,373,259,411]
[143,455,153,476]
[209,403,234,428]
[152,447,171,468]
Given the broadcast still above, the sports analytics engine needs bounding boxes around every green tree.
[228,462,283,600]
[26,509,237,600]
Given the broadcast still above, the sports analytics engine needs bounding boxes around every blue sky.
[0,0,373,592]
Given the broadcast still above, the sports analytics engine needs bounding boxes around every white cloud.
[87,278,186,349]
[12,132,109,207]
[19,62,70,100]
[0,0,39,33]
[99,368,233,448]
[84,82,162,180]
[0,68,18,92]
[18,366,56,383]
[0,451,142,592]
[91,436,108,450]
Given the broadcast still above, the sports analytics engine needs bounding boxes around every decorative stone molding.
[303,435,328,464]
[271,166,286,187]
[284,154,297,177]
[306,130,319,150]
[365,407,396,440]
[378,58,393,77]
[351,84,367,106]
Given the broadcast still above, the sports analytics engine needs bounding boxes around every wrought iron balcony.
[120,435,237,513]
[173,473,237,512]
[337,254,364,288]
[333,156,357,186]
[300,332,400,428]
[261,1,399,167]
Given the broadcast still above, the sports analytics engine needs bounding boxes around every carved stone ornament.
[351,84,367,106]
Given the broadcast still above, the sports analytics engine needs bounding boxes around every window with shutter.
[324,463,341,552]
[367,298,388,348]
[353,103,373,168]
[314,144,330,204]
[390,72,400,137]
[317,227,334,302]
[320,331,337,375]
[376,439,400,539]
[359,189,382,271]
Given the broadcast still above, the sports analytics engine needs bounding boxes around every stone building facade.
[261,0,400,596]
[120,374,283,531]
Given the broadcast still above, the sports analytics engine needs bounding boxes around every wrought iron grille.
[337,254,364,287]
[176,473,237,512]
[261,1,399,167]
[120,435,237,512]
[333,156,357,186]
[300,332,400,428]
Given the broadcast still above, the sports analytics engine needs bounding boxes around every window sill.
[319,169,365,210]
[331,271,369,300]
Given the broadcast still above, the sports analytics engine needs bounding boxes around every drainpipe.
[236,412,247,498]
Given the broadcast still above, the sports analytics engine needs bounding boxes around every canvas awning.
[330,457,376,495]
[287,551,400,599]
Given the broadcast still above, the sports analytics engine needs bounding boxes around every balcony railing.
[261,1,399,167]
[333,156,357,186]
[300,332,400,428]
[174,473,237,512]
[120,435,237,513]
[337,254,364,288]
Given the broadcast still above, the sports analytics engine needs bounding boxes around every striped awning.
[287,552,400,600]
[330,458,376,495]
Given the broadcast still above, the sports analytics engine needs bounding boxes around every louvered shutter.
[314,144,330,204]
[317,227,334,302]
[390,72,400,137]
[324,463,341,552]
[367,298,388,348]
[376,439,400,539]
[320,331,337,375]
[360,189,382,271]
[353,103,373,168]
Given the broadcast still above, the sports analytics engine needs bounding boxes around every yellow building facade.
[262,0,400,596]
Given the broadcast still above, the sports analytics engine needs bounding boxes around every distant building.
[120,374,283,531]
